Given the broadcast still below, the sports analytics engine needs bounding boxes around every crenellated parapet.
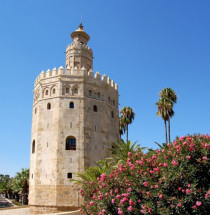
[34,66,118,91]
[66,42,93,53]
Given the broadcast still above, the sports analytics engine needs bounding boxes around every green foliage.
[79,134,210,215]
[0,174,11,193]
[0,168,29,194]
[107,139,144,166]
[10,168,29,193]
[73,160,111,184]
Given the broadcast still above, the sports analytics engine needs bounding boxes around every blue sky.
[0,0,209,177]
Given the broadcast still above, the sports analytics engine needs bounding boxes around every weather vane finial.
[80,15,83,25]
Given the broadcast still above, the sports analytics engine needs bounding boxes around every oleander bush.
[79,134,210,215]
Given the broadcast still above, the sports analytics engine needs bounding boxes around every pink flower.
[196,201,202,206]
[177,203,182,207]
[152,155,157,160]
[180,136,185,141]
[98,194,103,200]
[183,141,188,146]
[148,208,152,213]
[128,206,133,212]
[186,189,192,194]
[101,173,106,181]
[89,201,94,206]
[172,160,179,167]
[192,205,197,209]
[118,208,123,215]
[162,149,165,153]
[155,185,159,188]
[111,199,115,204]
[186,156,191,160]
[164,163,168,167]
[129,199,135,206]
[102,209,106,214]
[202,156,207,160]
[158,194,163,199]
[128,152,132,156]
[127,188,132,192]
[143,182,149,187]
[116,194,120,199]
[170,204,174,208]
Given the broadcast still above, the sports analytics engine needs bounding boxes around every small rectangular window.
[67,173,72,178]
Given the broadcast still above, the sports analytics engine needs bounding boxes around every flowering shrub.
[79,134,210,214]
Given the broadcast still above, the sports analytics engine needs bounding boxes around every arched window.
[111,111,114,118]
[45,90,48,96]
[69,102,74,109]
[93,105,97,112]
[66,88,69,94]
[89,90,92,97]
[52,88,56,94]
[66,136,76,150]
[32,140,35,154]
[47,103,51,110]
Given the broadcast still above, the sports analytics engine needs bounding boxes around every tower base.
[29,205,80,214]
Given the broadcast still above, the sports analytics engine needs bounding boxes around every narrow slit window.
[93,105,97,112]
[66,88,69,94]
[111,111,114,118]
[45,90,48,96]
[32,140,35,154]
[97,92,100,99]
[47,103,51,110]
[52,89,56,94]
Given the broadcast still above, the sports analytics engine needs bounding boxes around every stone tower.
[29,24,119,214]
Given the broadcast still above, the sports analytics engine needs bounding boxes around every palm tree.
[159,88,177,143]
[156,97,172,144]
[120,107,135,143]
[107,139,143,166]
[119,116,126,139]
[73,160,110,184]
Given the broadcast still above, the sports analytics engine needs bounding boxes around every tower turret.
[65,23,93,71]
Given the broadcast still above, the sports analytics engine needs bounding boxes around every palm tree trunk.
[168,118,171,143]
[164,120,168,144]
[126,124,128,143]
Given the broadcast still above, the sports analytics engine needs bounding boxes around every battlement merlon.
[34,66,118,91]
